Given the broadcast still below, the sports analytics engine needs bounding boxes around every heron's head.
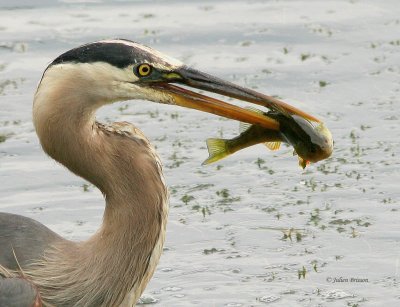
[38,39,318,129]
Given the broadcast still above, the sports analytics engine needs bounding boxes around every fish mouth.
[148,66,320,130]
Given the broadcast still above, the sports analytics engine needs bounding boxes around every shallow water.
[0,0,399,306]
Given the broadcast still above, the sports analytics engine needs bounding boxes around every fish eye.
[136,63,152,77]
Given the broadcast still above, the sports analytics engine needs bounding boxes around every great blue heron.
[0,39,315,306]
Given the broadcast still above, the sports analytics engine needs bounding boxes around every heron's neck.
[33,65,168,215]
[32,69,169,305]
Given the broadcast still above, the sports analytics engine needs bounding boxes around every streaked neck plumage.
[30,63,169,306]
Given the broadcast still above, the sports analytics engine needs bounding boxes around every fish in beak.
[145,66,320,130]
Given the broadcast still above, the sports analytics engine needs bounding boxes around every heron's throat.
[33,67,115,190]
[32,66,168,213]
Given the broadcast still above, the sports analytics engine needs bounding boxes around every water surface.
[0,1,399,306]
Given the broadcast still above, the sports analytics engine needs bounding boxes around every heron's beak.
[150,66,319,130]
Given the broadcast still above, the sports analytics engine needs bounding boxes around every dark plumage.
[0,213,62,270]
[51,39,173,69]
[0,275,42,307]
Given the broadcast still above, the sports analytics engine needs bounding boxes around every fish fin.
[264,141,281,151]
[202,138,229,165]
[239,122,252,133]
[244,106,264,114]
[239,107,264,133]
[298,157,309,169]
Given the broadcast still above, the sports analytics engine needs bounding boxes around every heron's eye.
[136,64,152,77]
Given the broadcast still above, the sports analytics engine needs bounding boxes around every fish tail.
[202,138,231,165]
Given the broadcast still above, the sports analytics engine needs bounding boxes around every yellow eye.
[137,63,152,77]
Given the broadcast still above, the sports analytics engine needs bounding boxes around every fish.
[203,109,333,168]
